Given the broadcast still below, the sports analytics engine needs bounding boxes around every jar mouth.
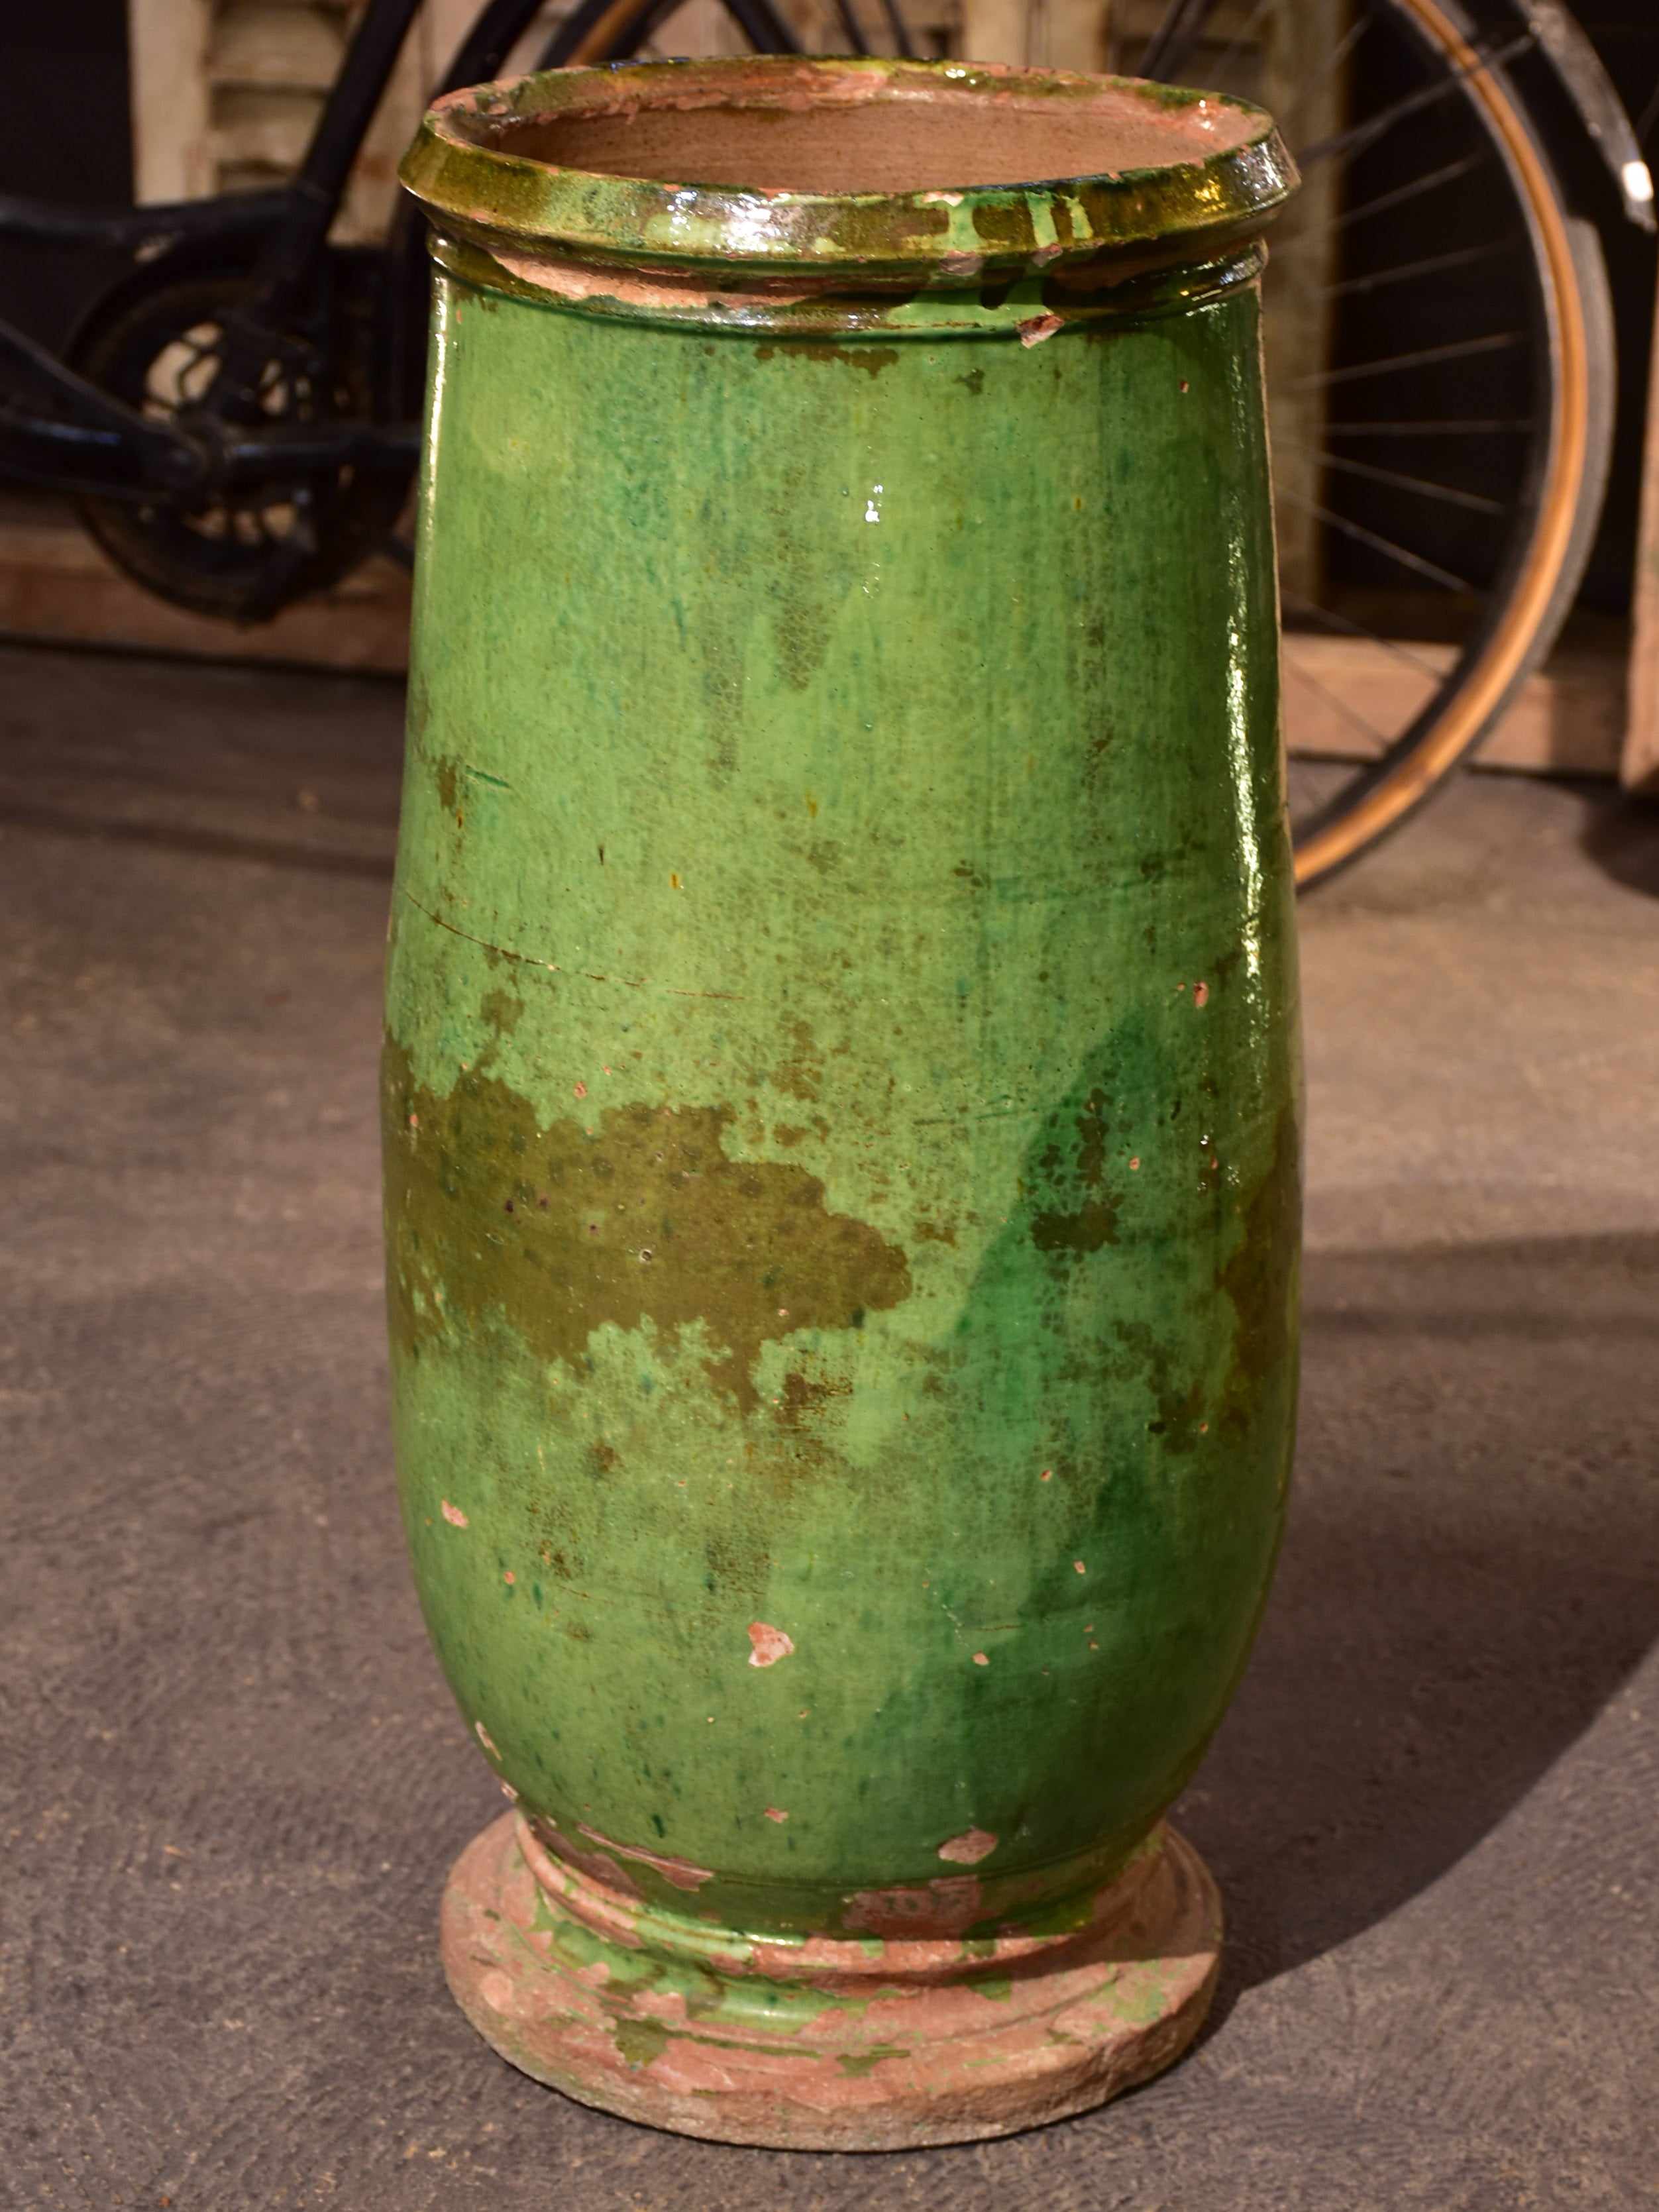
[403,56,1296,286]
[465,66,1261,199]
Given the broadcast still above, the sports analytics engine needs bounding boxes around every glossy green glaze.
[402,54,1295,296]
[388,58,1301,1952]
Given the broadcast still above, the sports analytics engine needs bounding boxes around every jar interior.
[481,85,1253,196]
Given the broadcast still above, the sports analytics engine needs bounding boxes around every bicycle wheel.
[1128,0,1615,885]
[491,0,1613,889]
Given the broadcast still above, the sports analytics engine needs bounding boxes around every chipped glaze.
[388,52,1300,2145]
[441,1809,1221,2149]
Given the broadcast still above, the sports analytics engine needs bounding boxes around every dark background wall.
[0,0,132,350]
[1316,3,1659,619]
[1542,1,1659,609]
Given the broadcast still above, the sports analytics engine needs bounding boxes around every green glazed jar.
[388,54,1299,2150]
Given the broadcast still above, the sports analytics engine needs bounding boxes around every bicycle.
[1132,0,1650,882]
[0,0,1648,885]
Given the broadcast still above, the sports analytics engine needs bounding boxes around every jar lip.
[401,56,1297,285]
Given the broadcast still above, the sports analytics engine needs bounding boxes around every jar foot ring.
[441,1811,1222,2151]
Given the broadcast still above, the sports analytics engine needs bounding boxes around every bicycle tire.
[1140,0,1614,886]
[1284,0,1613,886]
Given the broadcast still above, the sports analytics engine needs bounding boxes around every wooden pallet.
[0,500,409,674]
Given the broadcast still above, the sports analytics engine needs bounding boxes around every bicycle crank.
[64,261,416,623]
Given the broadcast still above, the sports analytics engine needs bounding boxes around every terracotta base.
[440,1812,1222,2150]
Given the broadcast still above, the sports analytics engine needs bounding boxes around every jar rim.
[400,55,1297,288]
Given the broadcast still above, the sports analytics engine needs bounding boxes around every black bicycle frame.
[0,0,573,501]
[14,0,1638,508]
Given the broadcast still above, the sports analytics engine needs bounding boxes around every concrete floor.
[3,643,1655,2209]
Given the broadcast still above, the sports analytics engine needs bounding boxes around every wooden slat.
[0,507,409,674]
[129,0,216,202]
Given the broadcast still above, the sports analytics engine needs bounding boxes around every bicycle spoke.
[1138,0,1218,83]
[1277,485,1475,593]
[832,0,869,54]
[878,0,914,58]
[1280,652,1396,754]
[1297,34,1534,170]
[1287,756,1363,816]
[1207,0,1275,83]
[1291,331,1521,392]
[1270,156,1484,256]
[1277,441,1506,515]
[1319,240,1513,300]
[1142,0,1609,878]
[1280,589,1450,681]
[1271,11,1370,133]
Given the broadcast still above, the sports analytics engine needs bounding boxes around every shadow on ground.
[1181,1233,1659,2010]
[1579,782,1659,898]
